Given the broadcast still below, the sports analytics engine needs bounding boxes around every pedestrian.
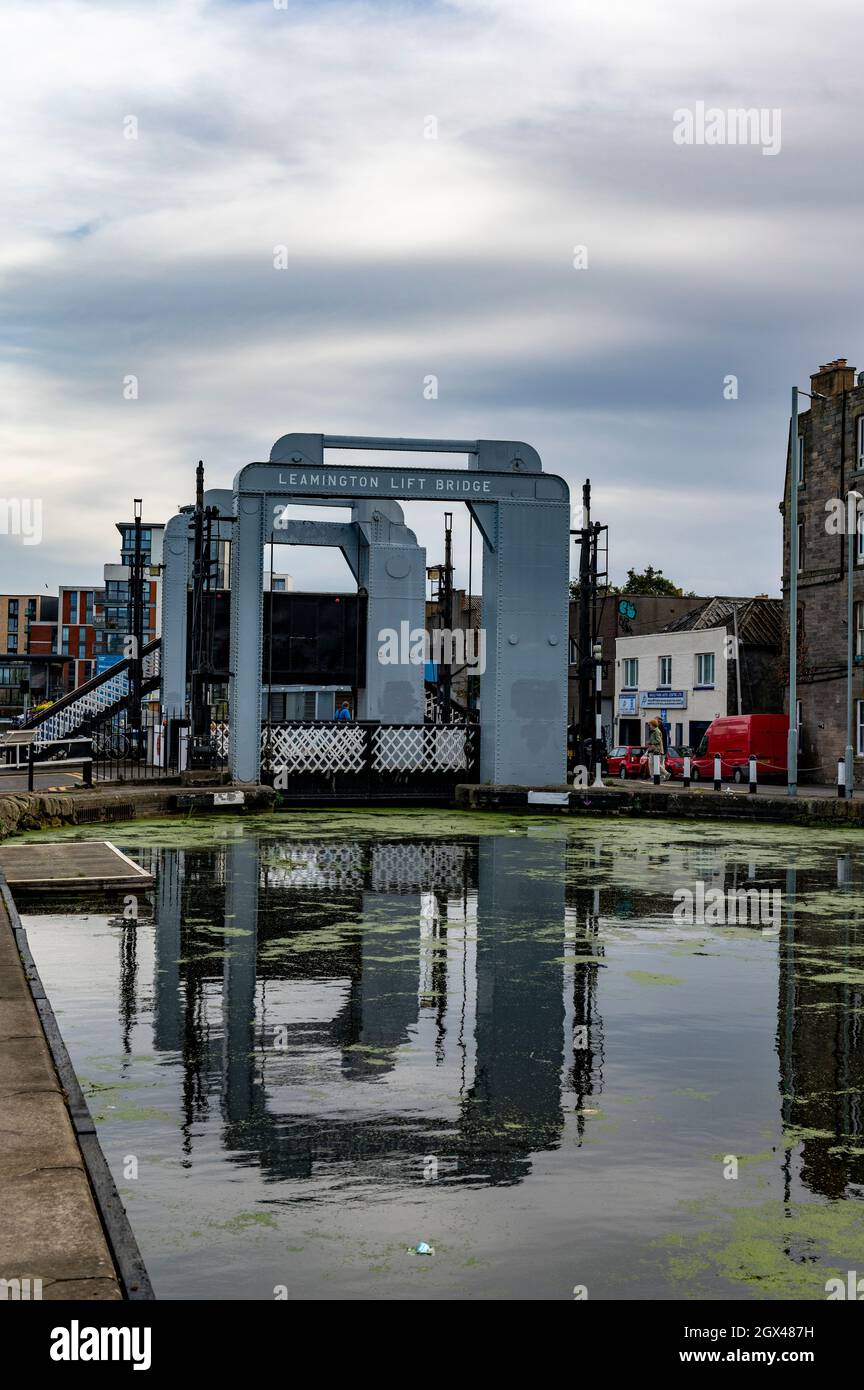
[645,718,670,781]
[334,701,352,722]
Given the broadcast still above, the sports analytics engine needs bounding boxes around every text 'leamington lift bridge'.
[160,433,570,789]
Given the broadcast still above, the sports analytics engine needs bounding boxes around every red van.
[690,715,788,783]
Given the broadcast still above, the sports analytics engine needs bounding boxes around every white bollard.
[749,755,757,795]
[713,754,722,792]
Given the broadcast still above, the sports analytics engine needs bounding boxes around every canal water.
[20,811,864,1300]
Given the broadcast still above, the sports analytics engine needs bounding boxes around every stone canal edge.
[0,875,153,1301]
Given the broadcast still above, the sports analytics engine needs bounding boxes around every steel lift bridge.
[22,434,570,792]
[160,433,570,789]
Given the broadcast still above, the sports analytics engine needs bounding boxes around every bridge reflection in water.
[133,831,864,1204]
[146,833,605,1188]
[23,823,864,1299]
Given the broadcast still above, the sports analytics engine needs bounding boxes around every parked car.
[657,745,691,779]
[607,745,647,779]
[689,715,788,783]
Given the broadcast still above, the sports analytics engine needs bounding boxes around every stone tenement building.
[781,358,864,784]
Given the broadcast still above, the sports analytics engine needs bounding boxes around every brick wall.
[781,360,864,783]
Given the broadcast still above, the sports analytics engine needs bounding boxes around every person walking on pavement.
[646,718,670,781]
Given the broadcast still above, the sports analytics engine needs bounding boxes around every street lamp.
[592,641,604,788]
[787,386,826,797]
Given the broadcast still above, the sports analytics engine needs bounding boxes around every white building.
[614,626,728,751]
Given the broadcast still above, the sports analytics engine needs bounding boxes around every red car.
[607,745,647,779]
[663,745,692,780]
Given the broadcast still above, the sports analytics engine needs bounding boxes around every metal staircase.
[23,640,161,745]
[424,680,478,725]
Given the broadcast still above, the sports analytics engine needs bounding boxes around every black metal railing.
[86,710,227,784]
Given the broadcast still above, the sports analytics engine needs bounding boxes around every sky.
[2,0,863,598]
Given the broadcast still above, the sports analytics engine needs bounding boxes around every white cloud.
[0,0,859,594]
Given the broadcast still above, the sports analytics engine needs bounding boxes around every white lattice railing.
[34,669,130,745]
[370,842,470,894]
[209,722,477,776]
[372,725,471,772]
[260,841,470,893]
[142,647,160,680]
[262,843,364,889]
[262,723,367,774]
[211,721,229,757]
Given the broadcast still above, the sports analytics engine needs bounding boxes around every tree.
[568,567,695,601]
[620,566,694,598]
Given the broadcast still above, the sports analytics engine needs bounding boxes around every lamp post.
[592,641,604,788]
[128,497,144,748]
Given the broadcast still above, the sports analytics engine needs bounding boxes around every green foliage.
[569,566,695,601]
[620,566,695,597]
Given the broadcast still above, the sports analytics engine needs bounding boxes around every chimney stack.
[810,358,855,398]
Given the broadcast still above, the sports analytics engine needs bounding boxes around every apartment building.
[0,594,58,657]
[96,521,165,661]
[614,597,783,748]
[57,585,104,688]
[0,655,70,727]
[782,358,864,784]
[569,593,709,746]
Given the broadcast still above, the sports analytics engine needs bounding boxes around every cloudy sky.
[2,0,862,598]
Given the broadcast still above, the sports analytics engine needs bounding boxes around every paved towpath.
[0,884,122,1300]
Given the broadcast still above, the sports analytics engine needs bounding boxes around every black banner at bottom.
[3,1296,859,1375]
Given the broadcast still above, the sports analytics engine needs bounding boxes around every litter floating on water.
[408,1241,435,1256]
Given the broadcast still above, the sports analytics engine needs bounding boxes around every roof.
[663,596,783,645]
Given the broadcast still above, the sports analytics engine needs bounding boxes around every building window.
[797,521,804,572]
[858,700,864,756]
[658,655,672,687]
[856,601,864,661]
[797,435,805,485]
[695,652,715,687]
[858,508,864,564]
[623,658,639,690]
[61,626,70,655]
[68,592,78,622]
[8,599,18,616]
[857,417,864,470]
[6,636,16,654]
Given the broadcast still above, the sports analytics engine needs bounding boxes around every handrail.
[22,638,161,729]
